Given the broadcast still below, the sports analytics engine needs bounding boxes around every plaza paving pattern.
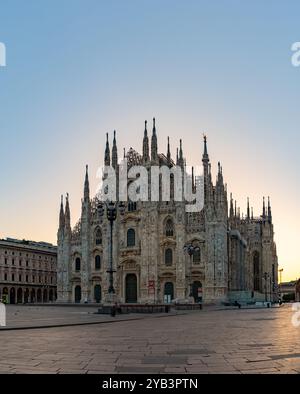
[1,304,300,374]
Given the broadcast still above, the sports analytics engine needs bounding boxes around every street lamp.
[97,201,125,299]
[183,243,200,299]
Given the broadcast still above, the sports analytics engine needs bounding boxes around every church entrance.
[75,285,81,303]
[164,282,174,303]
[125,274,137,303]
[94,285,101,303]
[192,281,202,302]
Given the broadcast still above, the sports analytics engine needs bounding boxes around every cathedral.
[57,119,278,304]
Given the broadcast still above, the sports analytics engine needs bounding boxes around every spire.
[112,130,118,169]
[247,197,250,220]
[229,193,234,217]
[143,120,149,162]
[202,135,210,204]
[151,117,158,161]
[251,207,254,220]
[104,133,110,166]
[202,134,209,164]
[84,165,90,201]
[217,161,222,182]
[192,166,195,192]
[123,148,126,159]
[176,148,179,165]
[167,136,171,164]
[262,196,266,219]
[59,195,65,229]
[178,139,184,167]
[179,139,183,159]
[268,196,272,222]
[65,193,70,228]
[234,200,237,217]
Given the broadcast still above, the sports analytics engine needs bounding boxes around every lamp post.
[183,243,200,300]
[97,201,125,301]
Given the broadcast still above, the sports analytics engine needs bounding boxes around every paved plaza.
[1,304,300,374]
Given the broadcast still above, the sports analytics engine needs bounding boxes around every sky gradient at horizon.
[0,0,299,282]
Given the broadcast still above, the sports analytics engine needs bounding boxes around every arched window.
[75,257,81,271]
[193,248,201,263]
[95,228,102,245]
[253,251,260,291]
[165,248,173,266]
[128,201,137,212]
[95,255,101,270]
[127,228,135,247]
[165,219,174,237]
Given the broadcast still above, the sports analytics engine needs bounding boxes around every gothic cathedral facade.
[57,119,278,304]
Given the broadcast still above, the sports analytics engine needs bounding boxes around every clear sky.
[0,0,299,281]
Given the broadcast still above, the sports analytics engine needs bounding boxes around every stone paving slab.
[0,304,299,374]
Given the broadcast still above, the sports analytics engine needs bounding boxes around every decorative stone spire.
[65,193,70,229]
[217,161,222,182]
[151,117,158,161]
[112,130,118,169]
[202,135,210,204]
[167,136,171,164]
[178,139,184,167]
[104,133,110,166]
[142,120,149,162]
[229,193,234,218]
[84,165,90,202]
[202,134,209,164]
[247,197,250,220]
[59,195,65,229]
[262,196,266,219]
[268,196,272,222]
[176,148,179,165]
[192,166,195,192]
[251,207,254,220]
